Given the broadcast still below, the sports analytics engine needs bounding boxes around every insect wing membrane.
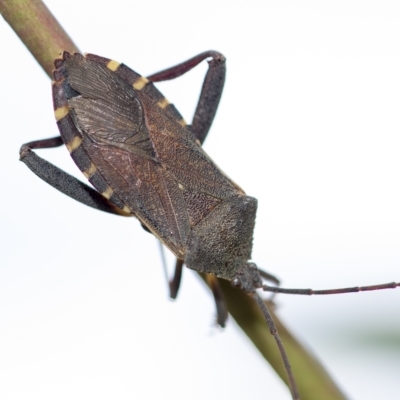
[65,56,151,153]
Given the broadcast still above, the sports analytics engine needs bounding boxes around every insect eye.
[231,278,242,288]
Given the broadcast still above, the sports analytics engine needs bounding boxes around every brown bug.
[20,51,399,400]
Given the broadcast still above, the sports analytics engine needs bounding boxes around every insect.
[20,51,399,400]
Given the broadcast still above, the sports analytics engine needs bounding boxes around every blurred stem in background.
[0,1,347,399]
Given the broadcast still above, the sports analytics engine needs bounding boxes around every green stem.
[217,279,347,400]
[1,1,347,398]
[0,0,78,77]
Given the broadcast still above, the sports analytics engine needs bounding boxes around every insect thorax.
[184,195,257,281]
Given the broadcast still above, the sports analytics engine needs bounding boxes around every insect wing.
[55,53,244,258]
[57,55,189,256]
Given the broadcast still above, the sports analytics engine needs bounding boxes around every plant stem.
[0,0,78,77]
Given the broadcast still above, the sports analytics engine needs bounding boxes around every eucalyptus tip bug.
[20,50,399,400]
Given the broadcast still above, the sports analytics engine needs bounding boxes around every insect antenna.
[252,293,300,400]
[262,281,399,296]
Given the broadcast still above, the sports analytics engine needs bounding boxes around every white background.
[1,1,399,399]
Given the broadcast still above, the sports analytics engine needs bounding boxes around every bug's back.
[52,52,244,261]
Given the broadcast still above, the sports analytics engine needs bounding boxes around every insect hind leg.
[147,51,226,145]
[20,136,132,217]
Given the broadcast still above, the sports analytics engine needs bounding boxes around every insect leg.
[147,51,226,144]
[204,274,228,327]
[166,258,228,327]
[156,240,183,299]
[20,137,132,217]
[166,257,227,327]
[169,258,184,299]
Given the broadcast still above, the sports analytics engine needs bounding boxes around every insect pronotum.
[20,51,399,400]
